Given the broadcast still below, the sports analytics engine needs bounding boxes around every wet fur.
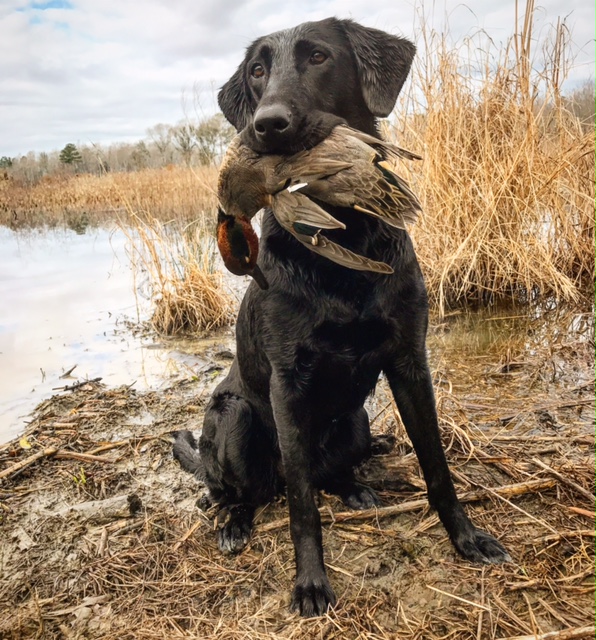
[173,17,509,617]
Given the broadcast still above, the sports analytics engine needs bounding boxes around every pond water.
[0,226,233,444]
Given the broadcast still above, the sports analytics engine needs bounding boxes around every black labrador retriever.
[173,17,510,617]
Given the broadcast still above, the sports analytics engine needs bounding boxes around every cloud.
[0,0,593,156]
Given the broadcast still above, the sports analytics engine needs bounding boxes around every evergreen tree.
[59,143,82,165]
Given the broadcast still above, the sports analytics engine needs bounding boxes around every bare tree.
[147,123,173,166]
[194,114,235,165]
[171,122,197,166]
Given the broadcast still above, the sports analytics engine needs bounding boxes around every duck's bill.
[250,264,270,290]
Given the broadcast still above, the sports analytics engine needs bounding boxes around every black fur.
[174,16,510,617]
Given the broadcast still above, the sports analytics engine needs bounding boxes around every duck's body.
[216,124,421,278]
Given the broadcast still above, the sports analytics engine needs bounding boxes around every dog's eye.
[309,51,327,65]
[250,63,265,78]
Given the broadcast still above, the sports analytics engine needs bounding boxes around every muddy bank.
[0,308,594,639]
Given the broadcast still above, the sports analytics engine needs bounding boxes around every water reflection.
[0,226,228,443]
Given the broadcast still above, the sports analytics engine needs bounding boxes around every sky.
[0,0,594,157]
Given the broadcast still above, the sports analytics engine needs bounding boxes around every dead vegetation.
[121,214,235,336]
[0,307,593,639]
[0,165,218,229]
[394,1,595,313]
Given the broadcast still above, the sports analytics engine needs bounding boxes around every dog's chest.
[293,313,392,410]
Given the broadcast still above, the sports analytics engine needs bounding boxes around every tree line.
[2,80,594,186]
[1,114,235,184]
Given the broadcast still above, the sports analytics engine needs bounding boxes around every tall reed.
[392,0,594,313]
[121,213,235,336]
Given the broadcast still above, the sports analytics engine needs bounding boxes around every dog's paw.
[216,505,253,554]
[291,575,337,617]
[341,483,380,510]
[453,527,511,564]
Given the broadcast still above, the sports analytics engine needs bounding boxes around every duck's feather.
[294,232,394,274]
[274,191,346,230]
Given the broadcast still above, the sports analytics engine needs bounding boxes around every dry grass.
[393,1,594,313]
[122,213,235,335]
[0,165,218,228]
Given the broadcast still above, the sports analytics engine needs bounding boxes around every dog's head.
[218,18,415,153]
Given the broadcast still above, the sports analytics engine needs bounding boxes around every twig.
[567,506,594,519]
[52,494,142,523]
[97,527,109,557]
[54,450,115,464]
[85,441,129,455]
[0,447,58,480]
[533,529,595,545]
[496,624,595,640]
[499,398,593,423]
[46,595,109,618]
[257,478,555,533]
[85,435,158,456]
[172,518,204,551]
[477,567,486,640]
[59,365,78,379]
[506,566,595,591]
[531,457,595,505]
[426,584,490,611]
[52,377,102,392]
[0,447,116,482]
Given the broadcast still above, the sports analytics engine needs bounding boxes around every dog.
[173,17,510,617]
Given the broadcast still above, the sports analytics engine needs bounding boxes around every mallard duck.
[216,207,269,290]
[217,124,422,275]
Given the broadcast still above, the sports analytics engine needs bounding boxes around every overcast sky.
[1,0,594,157]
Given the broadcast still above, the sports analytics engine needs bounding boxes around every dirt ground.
[0,307,594,640]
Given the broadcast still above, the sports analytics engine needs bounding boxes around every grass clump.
[123,214,235,336]
[393,1,594,313]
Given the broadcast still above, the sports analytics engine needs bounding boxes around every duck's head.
[218,146,272,220]
[216,207,269,290]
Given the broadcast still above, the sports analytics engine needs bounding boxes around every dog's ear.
[340,20,416,117]
[218,62,254,131]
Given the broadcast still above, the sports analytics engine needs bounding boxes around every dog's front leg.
[270,370,337,617]
[385,361,511,564]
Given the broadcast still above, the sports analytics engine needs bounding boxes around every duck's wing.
[295,232,394,274]
[357,160,422,227]
[336,125,422,162]
[273,188,393,274]
[267,157,353,193]
[273,190,346,232]
[298,160,421,229]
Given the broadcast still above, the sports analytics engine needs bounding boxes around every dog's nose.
[253,105,292,138]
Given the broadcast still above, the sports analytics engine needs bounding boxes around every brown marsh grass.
[1,165,233,335]
[393,1,595,313]
[121,213,235,335]
[1,164,218,228]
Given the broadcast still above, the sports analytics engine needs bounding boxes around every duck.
[217,124,422,276]
[216,207,269,290]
